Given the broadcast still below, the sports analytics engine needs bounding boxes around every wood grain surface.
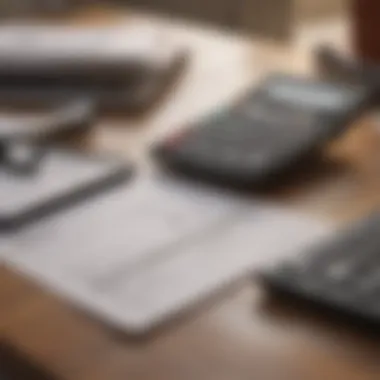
[2,8,380,380]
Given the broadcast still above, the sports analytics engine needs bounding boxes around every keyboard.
[260,213,380,325]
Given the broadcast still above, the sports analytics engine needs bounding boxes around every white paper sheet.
[0,150,122,217]
[3,174,332,333]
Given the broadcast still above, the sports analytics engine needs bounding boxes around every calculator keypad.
[170,109,319,177]
[156,75,370,186]
[262,213,380,322]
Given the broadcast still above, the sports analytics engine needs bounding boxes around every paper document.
[3,174,332,333]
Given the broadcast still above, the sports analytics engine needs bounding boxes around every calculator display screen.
[267,81,356,112]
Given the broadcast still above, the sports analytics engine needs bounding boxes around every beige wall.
[126,0,347,39]
[239,0,293,39]
[241,0,348,39]
[296,0,347,20]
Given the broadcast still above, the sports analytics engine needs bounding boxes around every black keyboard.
[155,75,372,188]
[260,213,380,325]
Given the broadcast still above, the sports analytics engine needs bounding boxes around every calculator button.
[356,269,380,294]
[221,148,240,163]
[245,151,270,167]
[325,261,354,282]
[180,142,213,162]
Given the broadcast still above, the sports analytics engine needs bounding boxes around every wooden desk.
[2,11,380,380]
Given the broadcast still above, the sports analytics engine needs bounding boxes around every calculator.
[154,75,372,188]
[259,212,380,328]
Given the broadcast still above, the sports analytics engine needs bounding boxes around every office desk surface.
[2,11,380,380]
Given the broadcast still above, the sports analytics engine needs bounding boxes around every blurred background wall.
[0,0,348,39]
[123,0,347,39]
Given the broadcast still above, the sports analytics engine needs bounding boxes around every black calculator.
[154,75,372,188]
[260,213,380,327]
